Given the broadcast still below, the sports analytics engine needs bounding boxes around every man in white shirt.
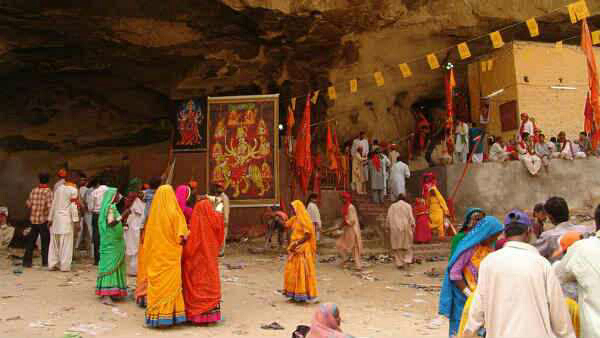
[488,136,510,162]
[90,179,108,265]
[454,119,469,163]
[389,159,410,201]
[306,193,322,242]
[553,207,600,338]
[123,186,145,276]
[464,209,574,338]
[518,113,534,141]
[48,172,80,272]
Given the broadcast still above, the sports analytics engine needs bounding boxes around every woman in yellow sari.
[422,172,449,239]
[283,200,318,302]
[142,185,190,327]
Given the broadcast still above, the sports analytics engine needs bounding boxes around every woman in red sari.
[413,197,432,244]
[182,199,224,324]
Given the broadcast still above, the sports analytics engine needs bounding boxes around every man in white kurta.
[464,221,574,338]
[389,160,410,201]
[48,180,79,272]
[454,120,469,163]
[385,197,415,268]
[553,230,600,338]
[124,196,145,276]
[306,195,322,241]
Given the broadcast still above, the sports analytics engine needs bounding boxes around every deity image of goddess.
[177,100,203,145]
[243,109,257,125]
[258,135,271,157]
[257,118,268,136]
[214,118,226,140]
[261,161,272,180]
[227,110,240,127]
[212,143,224,159]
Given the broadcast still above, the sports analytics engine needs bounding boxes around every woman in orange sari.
[182,199,224,324]
[283,200,318,302]
[142,185,189,327]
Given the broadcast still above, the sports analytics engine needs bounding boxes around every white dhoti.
[48,232,73,271]
[124,227,140,275]
[520,154,542,175]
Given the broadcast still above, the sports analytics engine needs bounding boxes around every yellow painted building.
[468,40,600,141]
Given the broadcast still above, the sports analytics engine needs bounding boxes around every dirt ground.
[0,244,448,338]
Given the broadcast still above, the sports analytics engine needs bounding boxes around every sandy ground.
[0,245,448,338]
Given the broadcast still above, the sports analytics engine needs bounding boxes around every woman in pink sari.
[307,303,353,338]
[175,185,193,224]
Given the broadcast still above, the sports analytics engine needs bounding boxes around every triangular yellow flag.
[373,71,385,87]
[567,3,578,23]
[426,53,440,70]
[574,0,590,20]
[350,79,358,93]
[457,42,471,60]
[327,86,337,100]
[592,30,600,45]
[311,90,319,104]
[555,41,563,49]
[398,63,412,78]
[487,59,494,71]
[291,97,297,110]
[481,61,487,72]
[526,18,539,37]
[489,31,504,49]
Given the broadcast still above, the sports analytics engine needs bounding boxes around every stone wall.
[446,158,600,219]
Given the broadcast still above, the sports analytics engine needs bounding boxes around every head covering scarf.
[57,169,67,178]
[307,303,349,338]
[450,207,485,256]
[340,192,352,217]
[182,199,224,322]
[421,172,437,200]
[175,185,193,223]
[439,216,504,336]
[290,200,317,253]
[371,153,382,171]
[127,178,142,194]
[462,208,484,231]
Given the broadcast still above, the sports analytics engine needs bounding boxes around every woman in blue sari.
[449,207,485,257]
[438,216,504,337]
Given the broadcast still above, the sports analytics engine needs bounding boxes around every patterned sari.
[283,200,318,302]
[95,188,127,297]
[142,185,189,327]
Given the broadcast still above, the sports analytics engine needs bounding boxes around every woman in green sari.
[95,187,128,305]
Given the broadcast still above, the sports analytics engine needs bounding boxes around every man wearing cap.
[534,197,595,259]
[463,209,574,338]
[552,207,600,338]
[54,169,67,192]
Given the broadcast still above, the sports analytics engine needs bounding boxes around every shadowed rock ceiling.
[0,0,599,152]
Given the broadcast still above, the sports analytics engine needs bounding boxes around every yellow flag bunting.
[457,42,471,60]
[490,31,504,48]
[374,72,385,87]
[349,79,358,93]
[526,18,539,37]
[592,31,600,45]
[426,53,440,70]
[574,0,590,20]
[399,63,412,78]
[567,3,578,23]
[328,86,337,100]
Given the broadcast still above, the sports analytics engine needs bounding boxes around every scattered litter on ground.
[426,316,444,330]
[412,299,426,303]
[12,267,23,275]
[111,307,127,318]
[366,254,392,264]
[225,263,246,270]
[424,268,441,278]
[260,322,284,330]
[319,256,337,263]
[29,320,55,328]
[68,323,115,336]
[222,276,240,283]
[5,316,22,321]
[248,247,265,254]
[385,286,402,292]
[425,256,446,262]
[352,270,379,281]
[397,282,441,292]
[63,332,82,338]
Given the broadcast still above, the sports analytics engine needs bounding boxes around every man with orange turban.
[54,169,67,192]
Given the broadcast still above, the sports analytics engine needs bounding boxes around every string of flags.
[281,0,598,109]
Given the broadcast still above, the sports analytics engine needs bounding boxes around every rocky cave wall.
[1,0,598,220]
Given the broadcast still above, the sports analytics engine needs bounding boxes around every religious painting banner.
[172,98,207,152]
[207,94,279,206]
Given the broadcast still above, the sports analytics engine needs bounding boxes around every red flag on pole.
[326,122,338,171]
[295,95,312,194]
[581,19,600,150]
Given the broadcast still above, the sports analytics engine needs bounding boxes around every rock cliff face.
[0,0,595,217]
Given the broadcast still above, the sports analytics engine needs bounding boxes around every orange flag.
[581,19,600,150]
[286,104,295,137]
[326,123,338,171]
[295,95,312,193]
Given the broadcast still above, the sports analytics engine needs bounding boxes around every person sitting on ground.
[553,131,580,160]
[265,206,288,249]
[450,208,485,257]
[0,207,14,250]
[462,210,574,338]
[535,133,553,172]
[550,136,560,152]
[505,138,519,160]
[518,132,543,175]
[488,136,510,162]
[574,131,592,157]
[534,196,595,259]
[439,216,505,337]
[306,303,354,338]
[553,205,600,338]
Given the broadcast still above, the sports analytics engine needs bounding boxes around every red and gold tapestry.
[207,95,279,206]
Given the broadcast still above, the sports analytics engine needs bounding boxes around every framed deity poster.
[172,98,207,152]
[207,94,279,206]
